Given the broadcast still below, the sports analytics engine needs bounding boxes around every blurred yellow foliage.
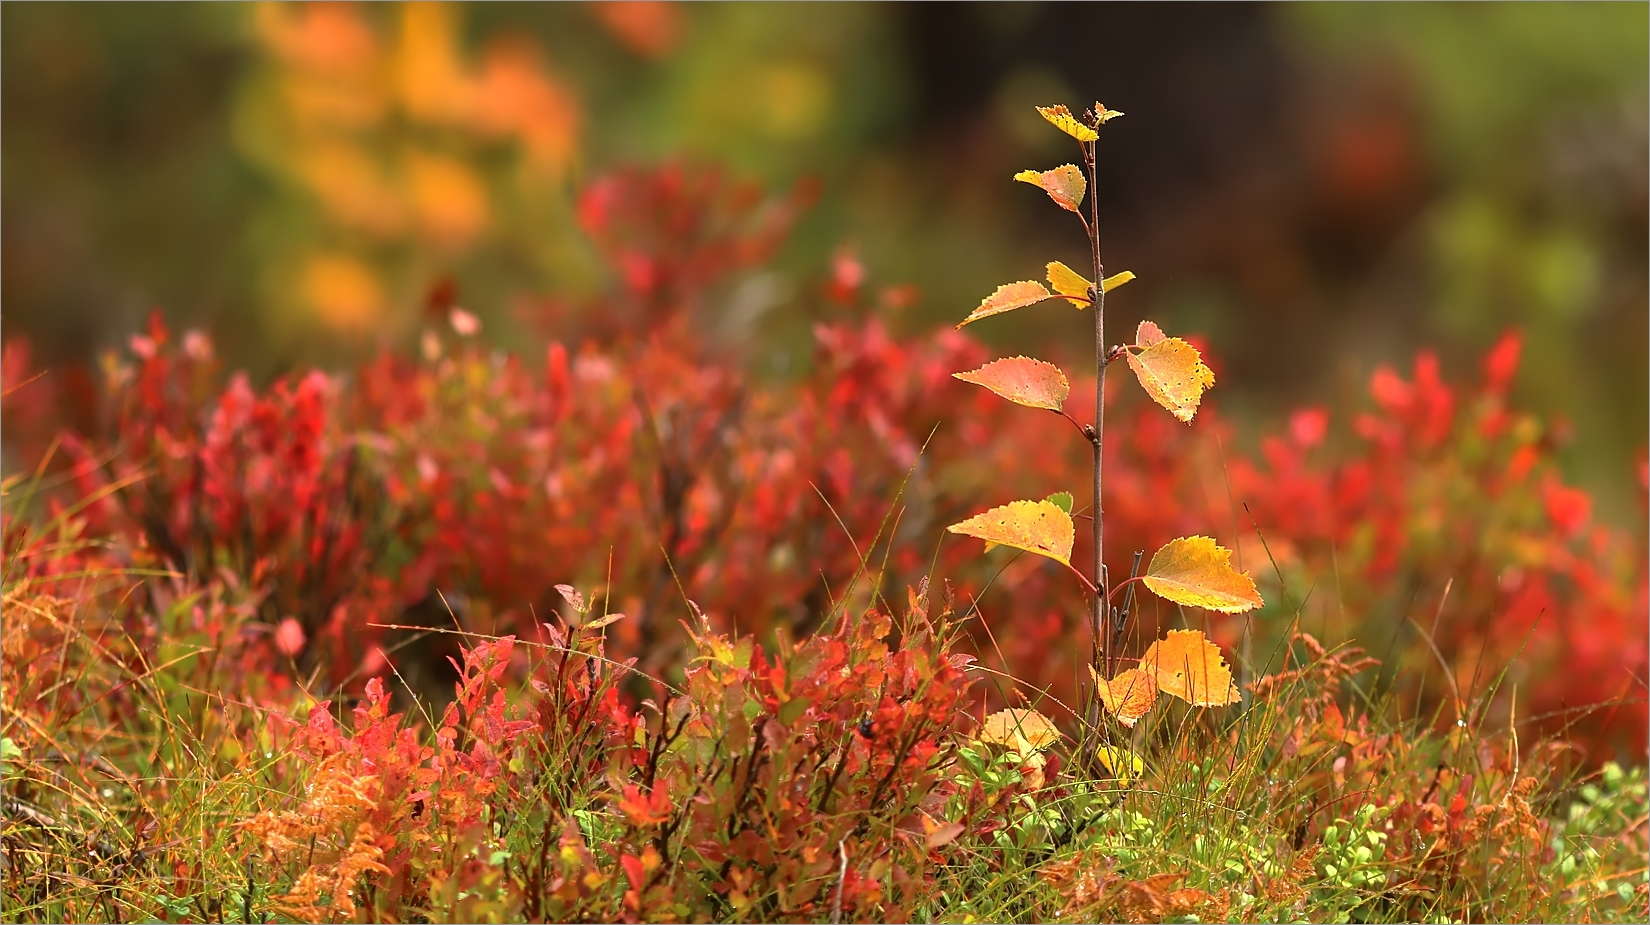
[245,1,583,333]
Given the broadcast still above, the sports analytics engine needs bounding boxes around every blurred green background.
[4,2,1645,516]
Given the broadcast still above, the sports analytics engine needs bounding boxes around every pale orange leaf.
[1135,320,1166,346]
[957,280,1056,328]
[1013,164,1087,212]
[946,499,1074,567]
[1139,629,1241,707]
[1124,336,1215,423]
[953,356,1070,412]
[977,708,1062,751]
[1089,665,1158,728]
[1143,536,1263,613]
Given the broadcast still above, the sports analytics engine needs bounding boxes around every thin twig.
[831,839,848,924]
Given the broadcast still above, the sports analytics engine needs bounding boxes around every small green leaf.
[1043,491,1073,514]
[778,696,813,726]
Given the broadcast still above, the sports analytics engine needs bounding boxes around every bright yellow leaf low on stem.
[946,499,1075,568]
[1142,535,1262,613]
[1138,629,1242,706]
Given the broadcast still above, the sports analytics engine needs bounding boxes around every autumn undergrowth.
[4,466,1646,923]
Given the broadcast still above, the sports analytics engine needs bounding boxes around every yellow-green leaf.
[1102,270,1136,293]
[1036,104,1099,143]
[1142,536,1263,613]
[1013,165,1087,212]
[953,356,1069,412]
[1124,336,1215,423]
[1138,629,1242,706]
[947,499,1074,567]
[1043,491,1073,514]
[956,280,1055,328]
[1046,261,1093,307]
[1094,745,1144,782]
[1094,103,1125,124]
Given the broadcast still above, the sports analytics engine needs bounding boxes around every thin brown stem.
[1086,137,1109,679]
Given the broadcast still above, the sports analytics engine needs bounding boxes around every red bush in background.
[2,163,1642,761]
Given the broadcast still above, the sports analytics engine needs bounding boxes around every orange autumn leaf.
[957,280,1056,328]
[977,708,1062,752]
[946,499,1074,567]
[1124,335,1215,423]
[1089,665,1158,727]
[1143,535,1263,613]
[1036,104,1098,143]
[1046,261,1093,307]
[953,356,1070,412]
[1139,629,1241,707]
[1135,319,1166,346]
[1013,164,1087,212]
[615,782,672,826]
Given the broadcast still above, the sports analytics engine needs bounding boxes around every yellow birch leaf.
[953,356,1069,411]
[1013,164,1087,212]
[1089,665,1158,728]
[1138,629,1242,706]
[1094,745,1144,781]
[946,499,1074,567]
[1124,336,1215,423]
[1102,270,1136,292]
[1036,104,1099,143]
[1046,261,1093,307]
[977,708,1062,752]
[1143,536,1263,613]
[957,280,1056,328]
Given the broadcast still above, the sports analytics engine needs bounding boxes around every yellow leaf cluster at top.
[1036,104,1099,143]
